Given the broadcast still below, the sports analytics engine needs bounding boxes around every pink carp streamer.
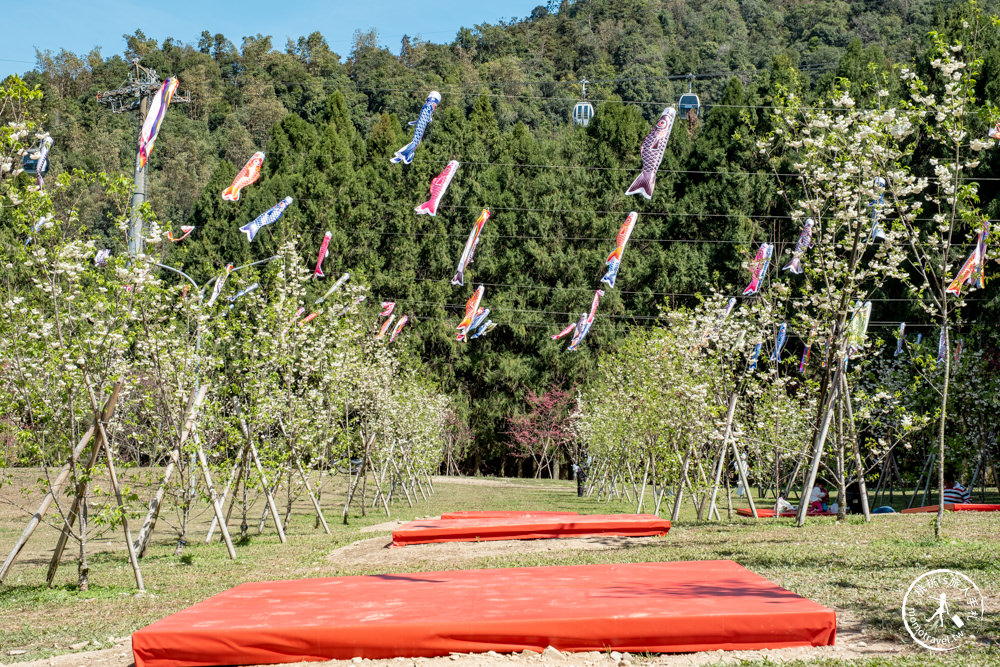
[415,160,458,216]
[742,244,772,296]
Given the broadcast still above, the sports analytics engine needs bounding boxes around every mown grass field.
[0,468,997,666]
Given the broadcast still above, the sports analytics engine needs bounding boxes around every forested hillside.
[8,0,1000,471]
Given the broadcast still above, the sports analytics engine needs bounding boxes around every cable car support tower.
[97,59,188,257]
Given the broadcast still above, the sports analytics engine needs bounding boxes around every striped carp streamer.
[456,286,485,342]
[743,243,772,296]
[389,315,409,343]
[799,326,817,373]
[601,211,638,288]
[415,160,458,216]
[222,152,265,201]
[625,107,676,200]
[946,222,989,296]
[240,196,293,242]
[392,91,440,164]
[782,218,814,274]
[206,263,234,306]
[167,225,195,242]
[452,207,490,285]
[139,77,179,169]
[376,314,396,340]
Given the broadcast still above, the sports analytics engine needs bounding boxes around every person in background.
[942,471,971,504]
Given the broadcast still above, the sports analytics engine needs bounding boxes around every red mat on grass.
[131,560,836,667]
[901,503,1000,514]
[392,513,670,546]
[439,510,580,519]
[736,508,837,518]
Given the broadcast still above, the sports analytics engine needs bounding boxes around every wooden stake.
[193,433,236,558]
[0,383,121,583]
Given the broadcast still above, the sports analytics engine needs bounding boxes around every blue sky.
[0,0,545,78]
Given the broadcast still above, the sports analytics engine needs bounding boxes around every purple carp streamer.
[452,208,491,285]
[625,107,676,199]
[391,91,441,164]
[782,218,814,274]
[601,211,638,288]
[139,77,179,169]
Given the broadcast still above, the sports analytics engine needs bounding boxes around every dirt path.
[11,620,909,667]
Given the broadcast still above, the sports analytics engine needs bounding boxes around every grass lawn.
[0,468,997,665]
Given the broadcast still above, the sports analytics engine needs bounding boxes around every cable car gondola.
[572,79,595,127]
[678,73,700,117]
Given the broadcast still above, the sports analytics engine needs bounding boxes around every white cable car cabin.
[572,100,595,126]
[678,73,700,117]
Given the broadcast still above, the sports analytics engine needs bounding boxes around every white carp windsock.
[601,211,638,288]
[452,207,491,285]
[313,231,332,277]
[240,196,292,242]
[625,107,676,200]
[782,218,814,274]
[222,152,265,201]
[567,290,604,351]
[315,272,350,305]
[456,285,485,342]
[206,263,234,306]
[846,301,872,357]
[415,160,458,216]
[139,77,179,169]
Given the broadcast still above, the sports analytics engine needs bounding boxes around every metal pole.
[128,96,148,258]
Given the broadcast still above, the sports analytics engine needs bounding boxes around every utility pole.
[96,59,188,257]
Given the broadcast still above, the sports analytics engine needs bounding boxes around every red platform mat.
[736,508,837,518]
[440,510,579,520]
[131,560,836,667]
[392,513,670,546]
[901,503,1000,514]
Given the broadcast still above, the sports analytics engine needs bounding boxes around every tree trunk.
[936,325,949,539]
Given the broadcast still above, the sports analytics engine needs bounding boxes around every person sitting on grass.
[808,484,830,513]
[942,472,971,505]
